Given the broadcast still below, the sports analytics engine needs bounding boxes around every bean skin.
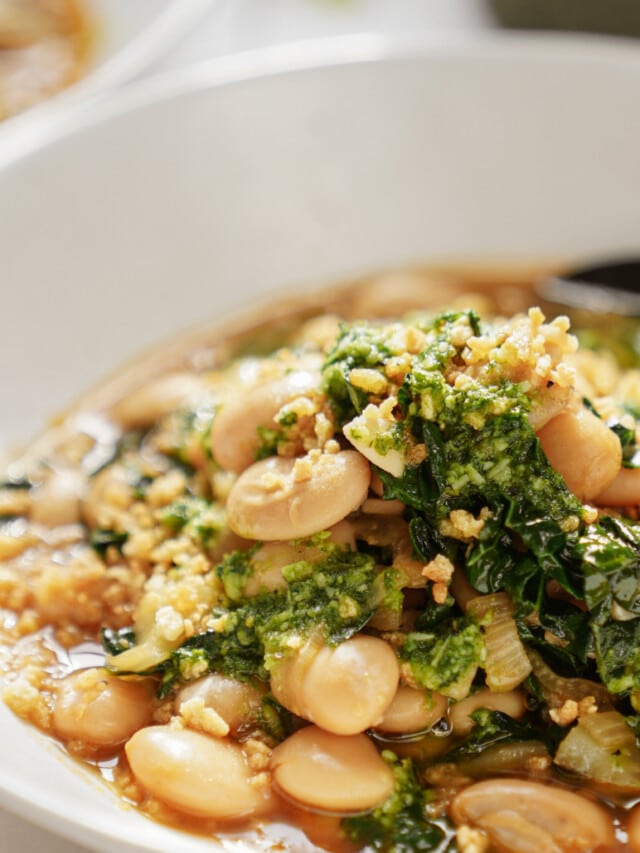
[174,673,264,734]
[375,686,447,736]
[211,370,320,473]
[271,634,399,735]
[125,726,270,820]
[111,372,207,429]
[226,451,370,541]
[451,778,615,852]
[271,725,394,813]
[53,669,154,749]
[628,803,640,852]
[537,407,621,501]
[595,467,640,507]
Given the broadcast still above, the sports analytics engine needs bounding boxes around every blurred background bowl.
[0,0,213,129]
[0,36,639,846]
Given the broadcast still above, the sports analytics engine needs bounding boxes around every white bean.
[111,372,207,429]
[375,686,447,736]
[53,668,154,748]
[537,407,621,501]
[211,370,320,473]
[175,673,264,734]
[450,688,527,736]
[29,468,85,526]
[270,725,394,813]
[125,725,269,819]
[450,778,615,852]
[226,451,370,541]
[271,634,399,735]
[628,803,640,852]
[244,521,355,597]
[595,467,640,507]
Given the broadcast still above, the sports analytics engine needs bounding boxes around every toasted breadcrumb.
[178,696,230,737]
[457,825,490,853]
[549,696,598,726]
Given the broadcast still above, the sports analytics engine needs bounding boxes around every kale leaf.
[441,709,553,761]
[90,528,128,555]
[342,753,445,853]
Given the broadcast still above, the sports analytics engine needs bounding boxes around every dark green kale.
[90,528,129,555]
[441,709,556,762]
[102,626,136,655]
[575,516,640,694]
[607,417,640,468]
[322,322,396,422]
[0,476,32,490]
[258,694,297,743]
[342,753,445,853]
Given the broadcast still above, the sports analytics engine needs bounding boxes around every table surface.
[0,1,569,850]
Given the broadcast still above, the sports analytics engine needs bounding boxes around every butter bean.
[271,634,398,735]
[271,726,394,813]
[451,778,615,852]
[53,668,153,748]
[175,673,264,734]
[226,451,370,541]
[450,688,526,736]
[537,408,621,501]
[125,726,268,819]
[211,370,320,473]
[375,686,447,736]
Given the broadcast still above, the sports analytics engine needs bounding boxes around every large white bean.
[29,468,85,526]
[270,725,394,813]
[226,451,370,541]
[244,521,355,597]
[175,673,264,734]
[53,668,154,748]
[125,726,268,819]
[537,407,621,501]
[111,372,207,429]
[595,467,640,507]
[450,687,527,736]
[375,686,447,736]
[628,803,640,852]
[271,635,399,735]
[450,779,615,852]
[211,370,320,473]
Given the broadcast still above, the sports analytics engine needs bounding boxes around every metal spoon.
[536,257,640,317]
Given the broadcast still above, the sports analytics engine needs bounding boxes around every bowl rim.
[1,29,640,171]
[0,0,215,143]
[2,29,640,852]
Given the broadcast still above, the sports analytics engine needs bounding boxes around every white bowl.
[1,33,640,851]
[0,0,213,134]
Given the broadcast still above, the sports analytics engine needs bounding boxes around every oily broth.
[1,265,638,852]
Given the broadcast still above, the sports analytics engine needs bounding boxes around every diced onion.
[555,713,640,791]
[527,649,610,709]
[466,593,531,692]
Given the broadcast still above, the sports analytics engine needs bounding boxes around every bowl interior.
[1,34,640,850]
